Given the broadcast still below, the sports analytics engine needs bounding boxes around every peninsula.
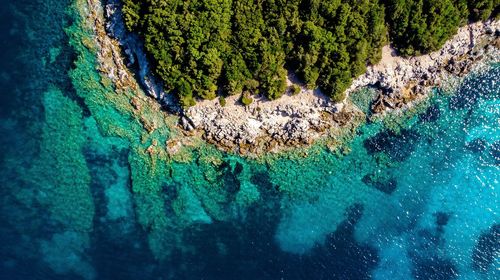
[100,0,499,154]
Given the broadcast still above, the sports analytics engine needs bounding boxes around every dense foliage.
[122,0,498,106]
[122,0,387,105]
[383,0,500,55]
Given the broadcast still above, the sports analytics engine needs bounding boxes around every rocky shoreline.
[186,20,499,154]
[350,21,500,115]
[94,0,499,155]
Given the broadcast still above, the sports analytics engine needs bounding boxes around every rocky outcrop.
[103,0,181,114]
[85,0,137,92]
[348,20,500,115]
[186,86,363,154]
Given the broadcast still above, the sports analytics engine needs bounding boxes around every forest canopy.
[122,0,499,107]
[383,0,499,56]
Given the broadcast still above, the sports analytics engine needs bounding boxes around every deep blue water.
[0,1,498,279]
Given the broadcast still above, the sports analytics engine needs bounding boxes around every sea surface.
[0,0,498,279]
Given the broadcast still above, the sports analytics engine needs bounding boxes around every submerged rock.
[419,104,441,123]
[362,173,398,195]
[364,129,420,162]
[490,141,500,165]
[412,258,458,280]
[434,212,451,228]
[472,224,500,272]
[465,138,488,153]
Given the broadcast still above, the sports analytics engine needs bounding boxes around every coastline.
[187,20,499,155]
[92,0,499,156]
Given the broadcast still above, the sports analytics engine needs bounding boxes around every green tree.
[468,0,497,20]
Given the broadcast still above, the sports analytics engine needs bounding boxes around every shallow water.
[0,0,499,279]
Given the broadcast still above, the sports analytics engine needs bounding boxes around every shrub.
[241,92,253,106]
[219,96,227,107]
[290,85,301,95]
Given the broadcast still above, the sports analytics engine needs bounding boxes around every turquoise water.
[0,0,499,279]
